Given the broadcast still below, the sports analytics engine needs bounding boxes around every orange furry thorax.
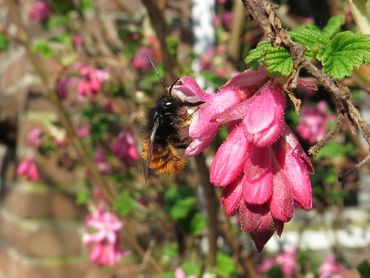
[142,139,186,175]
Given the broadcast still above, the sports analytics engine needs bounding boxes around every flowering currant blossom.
[258,247,297,276]
[318,256,351,278]
[173,68,314,251]
[297,101,333,144]
[174,268,197,278]
[27,128,42,148]
[132,47,156,72]
[82,195,127,267]
[76,65,110,100]
[17,155,40,181]
[112,129,139,166]
[28,0,52,22]
[94,147,112,175]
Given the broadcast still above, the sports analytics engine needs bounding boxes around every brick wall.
[0,42,107,278]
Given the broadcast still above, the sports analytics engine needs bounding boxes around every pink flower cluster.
[28,0,52,22]
[77,65,110,100]
[82,191,127,267]
[175,268,196,278]
[27,127,42,148]
[297,101,333,144]
[258,247,297,276]
[112,129,139,166]
[132,47,156,72]
[94,147,112,175]
[17,155,40,181]
[199,44,227,77]
[174,68,314,251]
[319,256,351,278]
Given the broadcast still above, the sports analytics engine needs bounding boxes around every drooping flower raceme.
[82,199,128,267]
[111,129,139,166]
[27,128,42,148]
[258,247,297,276]
[28,0,52,22]
[173,68,314,251]
[76,65,110,100]
[17,155,40,181]
[297,101,333,144]
[132,47,156,72]
[318,256,351,278]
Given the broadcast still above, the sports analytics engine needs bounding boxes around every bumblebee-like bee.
[141,60,201,175]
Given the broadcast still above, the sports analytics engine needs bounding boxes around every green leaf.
[115,192,136,216]
[76,190,89,205]
[181,262,201,277]
[31,40,57,57]
[47,15,67,28]
[357,259,370,277]
[289,28,328,60]
[316,142,356,159]
[190,212,206,236]
[264,265,284,278]
[317,31,370,79]
[166,36,179,57]
[245,41,293,76]
[0,33,10,52]
[80,0,92,11]
[216,252,237,277]
[164,187,197,220]
[154,273,174,278]
[322,15,345,38]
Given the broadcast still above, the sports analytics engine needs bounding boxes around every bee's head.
[157,96,177,112]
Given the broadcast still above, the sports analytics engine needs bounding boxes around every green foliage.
[31,40,57,57]
[115,192,136,216]
[0,33,10,52]
[264,265,284,278]
[245,15,370,79]
[245,41,293,76]
[154,273,174,278]
[47,15,68,28]
[216,252,237,277]
[76,190,89,205]
[80,0,92,11]
[315,142,356,159]
[164,186,206,235]
[181,262,201,277]
[166,36,180,57]
[322,15,345,38]
[317,31,370,79]
[357,259,370,277]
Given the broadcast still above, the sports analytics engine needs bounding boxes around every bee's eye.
[164,101,172,106]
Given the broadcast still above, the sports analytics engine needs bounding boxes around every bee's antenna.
[145,54,168,93]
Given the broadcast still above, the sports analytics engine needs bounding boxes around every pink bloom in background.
[77,123,91,138]
[17,155,40,181]
[27,128,42,148]
[132,47,156,72]
[28,0,52,22]
[174,68,314,251]
[223,11,233,30]
[258,248,297,276]
[73,34,84,47]
[82,195,128,267]
[77,65,110,100]
[175,268,197,278]
[297,101,333,144]
[112,129,139,166]
[56,76,73,100]
[94,147,112,175]
[319,256,351,278]
[199,44,227,77]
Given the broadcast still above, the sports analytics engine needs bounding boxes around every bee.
[141,58,201,176]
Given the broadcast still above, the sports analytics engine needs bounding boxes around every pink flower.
[77,65,110,100]
[111,129,139,166]
[258,248,297,276]
[319,256,351,278]
[175,268,197,278]
[223,11,233,30]
[94,147,112,175]
[297,101,333,144]
[198,45,229,78]
[82,199,128,267]
[28,0,52,22]
[174,68,314,251]
[77,123,91,138]
[89,242,125,267]
[73,34,84,47]
[17,155,40,181]
[27,128,42,148]
[132,47,156,72]
[56,76,73,100]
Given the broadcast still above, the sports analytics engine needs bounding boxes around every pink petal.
[243,172,272,205]
[221,176,244,216]
[210,124,249,186]
[244,145,271,182]
[185,128,217,156]
[221,68,268,94]
[174,76,211,102]
[281,146,312,211]
[270,160,294,222]
[244,82,286,147]
[239,202,276,252]
[189,87,245,139]
[297,78,318,91]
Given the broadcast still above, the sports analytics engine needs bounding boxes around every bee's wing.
[144,119,160,184]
